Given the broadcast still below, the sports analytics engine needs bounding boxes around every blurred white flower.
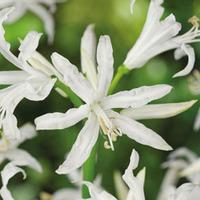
[168,183,200,200]
[0,123,42,200]
[124,0,200,77]
[84,149,146,200]
[35,25,196,175]
[0,0,64,43]
[157,147,200,200]
[0,8,64,139]
[188,70,200,131]
[130,0,136,14]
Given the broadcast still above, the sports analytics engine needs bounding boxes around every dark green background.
[1,0,200,199]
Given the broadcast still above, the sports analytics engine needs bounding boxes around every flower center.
[92,104,122,151]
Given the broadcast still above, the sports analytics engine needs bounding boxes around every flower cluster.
[0,0,199,199]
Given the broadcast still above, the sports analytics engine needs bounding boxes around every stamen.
[188,16,200,28]
[40,192,52,200]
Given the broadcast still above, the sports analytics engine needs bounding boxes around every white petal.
[173,45,195,78]
[97,36,114,96]
[101,85,172,110]
[130,0,136,14]
[111,111,172,151]
[0,71,28,85]
[122,149,145,200]
[84,182,117,200]
[53,188,81,200]
[56,113,99,174]
[18,31,42,60]
[5,149,42,172]
[194,108,200,131]
[81,24,97,89]
[25,78,56,101]
[28,4,54,43]
[0,162,26,200]
[120,100,197,120]
[180,159,200,178]
[51,52,95,103]
[35,104,89,130]
[3,112,21,140]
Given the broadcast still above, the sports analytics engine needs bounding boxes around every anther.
[188,16,200,27]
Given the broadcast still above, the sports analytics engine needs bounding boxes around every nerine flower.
[84,149,145,200]
[124,0,200,77]
[188,70,200,131]
[0,8,63,139]
[157,148,200,200]
[0,0,64,43]
[35,25,196,175]
[0,123,42,200]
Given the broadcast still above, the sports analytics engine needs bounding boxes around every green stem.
[108,65,130,94]
[55,79,83,107]
[82,145,97,198]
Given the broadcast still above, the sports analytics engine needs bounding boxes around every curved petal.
[51,52,95,103]
[0,71,28,85]
[28,3,54,43]
[84,182,117,200]
[110,111,172,151]
[122,149,145,200]
[97,36,114,96]
[81,24,97,89]
[173,45,195,78]
[130,0,136,14]
[25,78,56,101]
[3,112,21,140]
[53,188,81,200]
[101,85,172,110]
[5,149,42,172]
[18,31,42,61]
[194,108,200,131]
[120,100,197,120]
[56,113,99,174]
[35,104,90,130]
[0,162,26,200]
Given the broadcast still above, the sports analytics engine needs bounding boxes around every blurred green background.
[1,0,200,199]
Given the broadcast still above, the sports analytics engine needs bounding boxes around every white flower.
[157,148,200,200]
[168,183,200,200]
[0,0,64,43]
[124,0,200,77]
[84,149,145,200]
[0,8,63,139]
[0,162,26,200]
[0,123,42,200]
[35,25,196,175]
[188,70,200,131]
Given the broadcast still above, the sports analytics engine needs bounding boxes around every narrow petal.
[173,45,195,78]
[53,188,81,200]
[5,149,42,172]
[51,52,95,103]
[81,24,97,89]
[111,111,172,151]
[35,104,89,130]
[130,0,136,14]
[180,159,200,178]
[25,78,56,101]
[122,149,145,200]
[120,100,197,120]
[28,4,54,43]
[97,36,114,96]
[0,162,26,200]
[194,108,200,131]
[3,112,21,140]
[56,113,99,174]
[84,182,117,200]
[0,71,28,85]
[18,31,42,60]
[101,85,172,110]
